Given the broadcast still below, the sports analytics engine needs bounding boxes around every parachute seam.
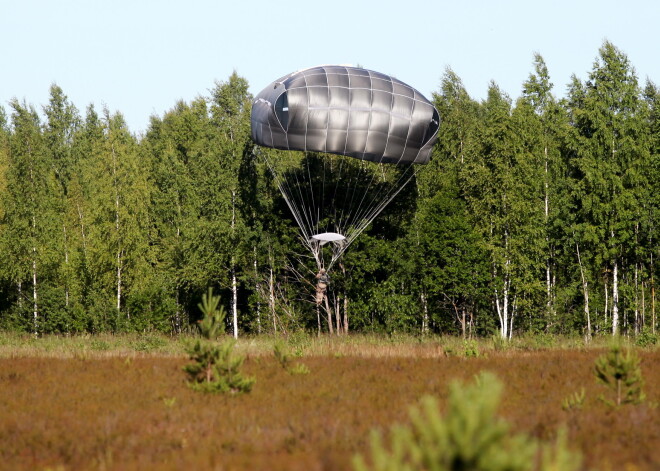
[362,70,374,157]
[287,85,430,108]
[383,75,394,161]
[396,91,417,165]
[303,74,310,152]
[342,66,351,156]
[323,65,330,153]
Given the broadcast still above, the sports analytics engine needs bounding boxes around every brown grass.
[0,343,658,470]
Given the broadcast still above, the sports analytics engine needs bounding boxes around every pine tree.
[353,372,581,471]
[183,288,255,393]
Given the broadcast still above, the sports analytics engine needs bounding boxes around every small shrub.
[491,334,509,352]
[287,330,312,357]
[288,363,310,375]
[594,344,645,407]
[635,327,658,348]
[90,339,110,351]
[183,288,255,394]
[531,332,556,349]
[132,335,167,352]
[274,341,291,370]
[274,341,310,375]
[561,388,586,411]
[463,339,479,357]
[353,372,582,471]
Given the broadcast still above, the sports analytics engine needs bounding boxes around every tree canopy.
[0,41,658,339]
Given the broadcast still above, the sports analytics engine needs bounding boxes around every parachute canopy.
[311,232,346,247]
[251,65,439,164]
[251,66,440,270]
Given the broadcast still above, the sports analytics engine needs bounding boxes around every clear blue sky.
[2,0,659,133]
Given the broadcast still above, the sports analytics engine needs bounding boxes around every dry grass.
[0,335,658,470]
[0,330,623,359]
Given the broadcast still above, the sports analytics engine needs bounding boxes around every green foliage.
[463,339,480,357]
[131,335,168,352]
[353,372,582,471]
[183,289,255,394]
[594,344,645,406]
[184,338,255,394]
[635,327,658,348]
[561,388,586,411]
[196,288,226,339]
[273,341,291,369]
[274,340,310,375]
[1,47,660,339]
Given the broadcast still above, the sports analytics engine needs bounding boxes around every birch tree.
[461,84,545,338]
[566,41,650,336]
[209,72,253,338]
[85,110,152,330]
[5,100,60,334]
[42,85,81,328]
[520,54,565,325]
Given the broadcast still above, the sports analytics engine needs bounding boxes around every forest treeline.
[1,41,659,339]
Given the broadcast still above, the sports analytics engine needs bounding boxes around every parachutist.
[315,268,330,305]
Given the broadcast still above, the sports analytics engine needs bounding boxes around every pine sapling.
[183,288,255,394]
[594,344,645,407]
[274,341,310,375]
[353,372,582,471]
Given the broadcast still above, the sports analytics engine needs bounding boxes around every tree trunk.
[612,261,619,335]
[343,296,349,334]
[495,267,510,339]
[634,262,640,334]
[652,258,656,334]
[420,290,429,335]
[325,295,333,335]
[254,246,261,335]
[63,223,69,309]
[576,241,591,340]
[112,144,122,317]
[77,203,87,257]
[32,244,38,337]
[231,262,238,339]
[269,266,276,333]
[544,144,553,319]
[231,191,238,339]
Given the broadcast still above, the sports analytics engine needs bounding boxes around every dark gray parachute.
[250,65,440,271]
[251,65,439,164]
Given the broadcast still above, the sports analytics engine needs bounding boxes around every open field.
[0,334,658,470]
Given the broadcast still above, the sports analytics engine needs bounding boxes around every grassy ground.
[0,330,634,359]
[0,332,658,470]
